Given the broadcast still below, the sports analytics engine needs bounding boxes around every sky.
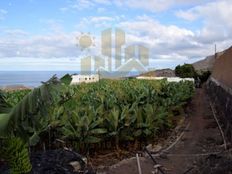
[0,0,232,71]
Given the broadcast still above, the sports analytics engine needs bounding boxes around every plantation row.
[2,78,194,149]
[0,77,194,173]
[62,79,194,151]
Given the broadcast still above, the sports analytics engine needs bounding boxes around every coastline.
[0,71,78,89]
[0,85,32,91]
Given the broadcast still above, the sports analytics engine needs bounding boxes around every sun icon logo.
[76,33,95,51]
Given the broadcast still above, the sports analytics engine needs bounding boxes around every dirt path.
[157,88,224,173]
[100,88,224,174]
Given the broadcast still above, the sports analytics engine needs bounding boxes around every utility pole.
[215,44,217,59]
[98,69,101,82]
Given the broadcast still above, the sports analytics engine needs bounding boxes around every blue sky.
[0,0,232,71]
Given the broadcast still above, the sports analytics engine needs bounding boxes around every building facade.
[71,74,99,85]
[136,76,195,83]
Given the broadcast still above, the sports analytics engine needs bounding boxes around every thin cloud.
[0,9,7,20]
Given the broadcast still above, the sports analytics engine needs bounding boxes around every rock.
[69,161,81,172]
[153,145,162,153]
[146,144,153,152]
[82,157,88,164]
[30,149,90,174]
[159,153,168,159]
[146,144,162,153]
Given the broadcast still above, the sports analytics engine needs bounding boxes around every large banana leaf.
[0,90,11,113]
[0,76,71,141]
[0,113,10,136]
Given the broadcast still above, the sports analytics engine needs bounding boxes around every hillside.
[193,51,225,72]
[139,68,176,77]
[137,49,226,78]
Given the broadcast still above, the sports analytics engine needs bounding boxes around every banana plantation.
[0,76,194,173]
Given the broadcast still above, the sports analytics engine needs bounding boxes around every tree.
[175,64,197,78]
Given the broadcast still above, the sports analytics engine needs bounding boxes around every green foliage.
[0,90,12,113]
[60,79,194,151]
[1,77,195,155]
[0,91,12,135]
[175,64,197,78]
[198,70,211,83]
[60,73,72,85]
[0,76,74,141]
[62,106,107,151]
[1,79,49,135]
[0,75,75,173]
[175,64,211,86]
[0,137,32,174]
[5,89,31,107]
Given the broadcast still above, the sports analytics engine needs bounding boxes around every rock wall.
[207,77,232,142]
[207,46,232,142]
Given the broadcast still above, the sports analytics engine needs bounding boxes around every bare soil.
[99,88,229,174]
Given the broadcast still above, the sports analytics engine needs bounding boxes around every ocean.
[0,70,142,88]
[0,71,78,87]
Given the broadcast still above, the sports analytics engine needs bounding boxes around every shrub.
[175,64,197,78]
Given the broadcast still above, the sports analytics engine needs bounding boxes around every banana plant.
[5,89,31,107]
[105,105,131,150]
[0,75,73,144]
[0,137,32,174]
[0,90,11,113]
[62,106,107,152]
[0,75,73,174]
[132,104,156,146]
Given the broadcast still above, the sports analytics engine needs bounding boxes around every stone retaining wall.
[207,78,232,142]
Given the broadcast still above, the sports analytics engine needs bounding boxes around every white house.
[71,74,100,85]
[136,76,195,83]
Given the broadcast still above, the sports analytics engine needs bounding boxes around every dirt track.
[101,88,225,174]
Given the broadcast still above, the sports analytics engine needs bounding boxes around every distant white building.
[136,76,195,83]
[71,74,100,85]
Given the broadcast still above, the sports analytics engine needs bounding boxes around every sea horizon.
[0,71,79,87]
[0,70,141,87]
